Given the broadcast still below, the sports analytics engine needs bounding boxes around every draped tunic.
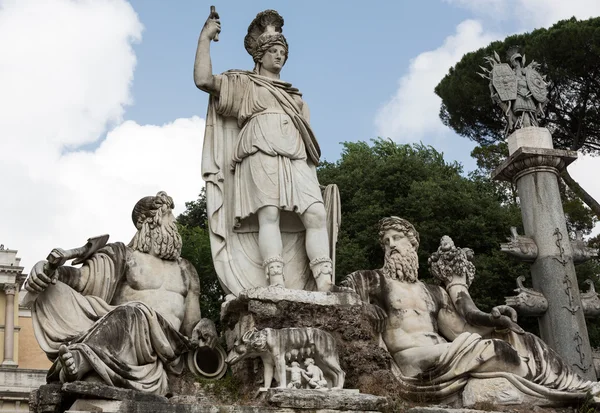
[214,72,324,224]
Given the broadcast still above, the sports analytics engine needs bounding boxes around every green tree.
[434,17,600,218]
[177,187,208,229]
[177,189,222,325]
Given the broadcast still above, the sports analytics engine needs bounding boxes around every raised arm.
[194,8,222,95]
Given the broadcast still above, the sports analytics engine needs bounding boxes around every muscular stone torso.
[381,280,450,363]
[111,251,188,330]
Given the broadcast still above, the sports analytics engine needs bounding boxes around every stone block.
[507,127,553,155]
[407,407,501,413]
[62,381,168,403]
[68,399,122,412]
[267,388,387,411]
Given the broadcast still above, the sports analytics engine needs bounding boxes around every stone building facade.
[0,246,49,412]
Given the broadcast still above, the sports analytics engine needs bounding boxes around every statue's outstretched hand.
[491,305,524,334]
[200,9,221,42]
[191,318,218,349]
[24,260,56,293]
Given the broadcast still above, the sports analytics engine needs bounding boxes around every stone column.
[493,127,594,380]
[2,283,17,366]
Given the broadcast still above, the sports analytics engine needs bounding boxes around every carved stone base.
[266,388,387,411]
[507,126,553,155]
[462,378,568,408]
[221,287,394,394]
[30,382,388,412]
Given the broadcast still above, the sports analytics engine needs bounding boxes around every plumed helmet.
[244,10,288,63]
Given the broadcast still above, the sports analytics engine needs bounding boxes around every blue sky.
[125,1,490,168]
[2,0,599,272]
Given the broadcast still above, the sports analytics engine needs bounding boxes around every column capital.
[492,147,578,183]
[3,284,17,296]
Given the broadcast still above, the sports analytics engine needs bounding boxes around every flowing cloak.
[202,71,340,295]
[343,270,596,402]
[31,243,193,395]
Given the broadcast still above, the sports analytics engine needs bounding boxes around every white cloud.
[375,20,499,143]
[0,0,205,273]
[446,0,600,28]
[443,0,508,20]
[515,0,600,29]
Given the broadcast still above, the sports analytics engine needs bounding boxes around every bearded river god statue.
[342,217,600,405]
[23,192,219,395]
[194,8,340,295]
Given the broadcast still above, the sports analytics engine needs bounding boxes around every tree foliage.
[435,17,600,218]
[177,189,222,326]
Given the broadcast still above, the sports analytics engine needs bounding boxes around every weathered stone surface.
[462,378,527,407]
[407,408,502,413]
[221,288,393,394]
[507,126,553,155]
[62,381,168,403]
[34,381,386,412]
[30,383,77,413]
[267,388,387,411]
[407,407,577,413]
[67,398,123,412]
[227,327,345,390]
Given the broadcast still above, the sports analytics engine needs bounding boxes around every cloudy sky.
[1,0,599,272]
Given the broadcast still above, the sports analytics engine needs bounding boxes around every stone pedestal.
[266,388,387,411]
[221,287,394,393]
[30,382,388,412]
[493,127,594,380]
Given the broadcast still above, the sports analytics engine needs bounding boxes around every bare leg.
[300,203,329,261]
[300,203,333,291]
[58,344,92,382]
[258,206,284,286]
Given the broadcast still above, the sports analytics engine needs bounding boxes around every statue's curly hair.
[378,216,420,251]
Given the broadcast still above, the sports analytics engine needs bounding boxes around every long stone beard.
[382,247,419,283]
[151,220,182,260]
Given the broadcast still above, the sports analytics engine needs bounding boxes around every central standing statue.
[194,9,339,295]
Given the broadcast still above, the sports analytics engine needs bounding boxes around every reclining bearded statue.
[342,216,600,404]
[24,191,218,395]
